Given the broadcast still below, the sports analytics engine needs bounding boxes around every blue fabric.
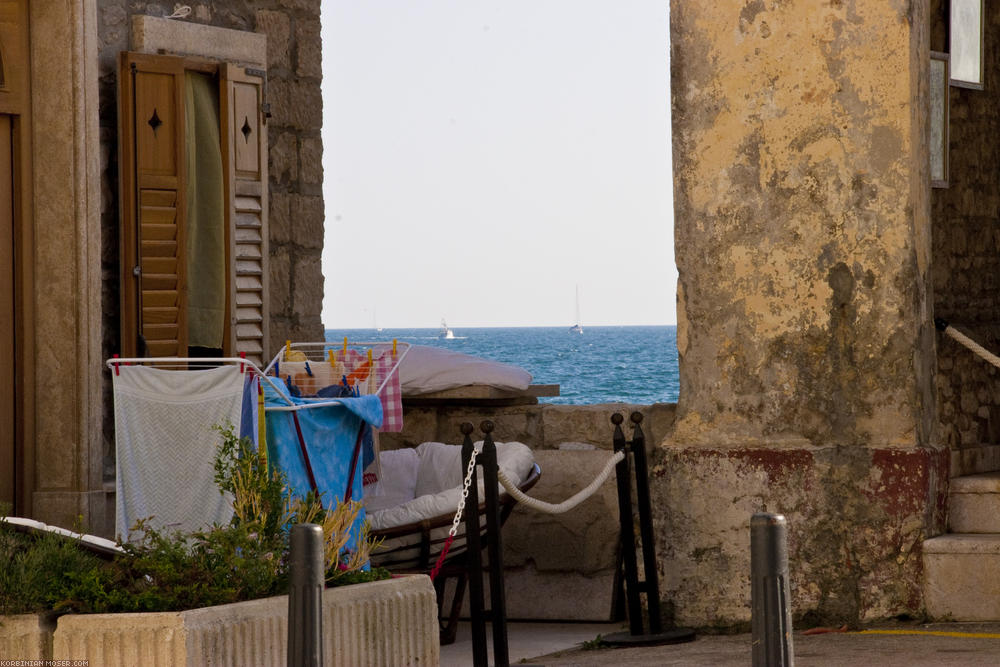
[238,374,258,447]
[263,380,382,561]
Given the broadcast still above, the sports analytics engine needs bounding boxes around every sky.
[320,1,675,329]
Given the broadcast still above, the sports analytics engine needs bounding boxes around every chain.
[449,448,480,538]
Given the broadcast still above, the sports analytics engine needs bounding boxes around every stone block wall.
[380,401,675,621]
[96,1,324,480]
[380,402,676,452]
[931,0,1000,474]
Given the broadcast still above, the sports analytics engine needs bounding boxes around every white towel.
[113,365,243,541]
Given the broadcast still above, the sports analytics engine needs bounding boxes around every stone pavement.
[531,622,1000,666]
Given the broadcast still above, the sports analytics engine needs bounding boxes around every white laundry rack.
[106,339,410,413]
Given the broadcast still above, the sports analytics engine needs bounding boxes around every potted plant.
[0,425,438,666]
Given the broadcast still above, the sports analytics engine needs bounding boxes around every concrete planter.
[0,613,54,660]
[3,575,437,666]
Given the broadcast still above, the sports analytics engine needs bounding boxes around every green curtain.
[184,71,226,349]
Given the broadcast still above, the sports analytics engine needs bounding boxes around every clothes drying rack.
[106,341,410,544]
[106,339,411,412]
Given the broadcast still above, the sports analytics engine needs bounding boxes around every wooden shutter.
[118,53,187,358]
[220,64,269,365]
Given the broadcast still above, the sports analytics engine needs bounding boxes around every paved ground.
[443,621,1000,666]
[536,623,1000,666]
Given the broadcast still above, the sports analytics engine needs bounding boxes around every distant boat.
[570,286,583,334]
[439,318,455,339]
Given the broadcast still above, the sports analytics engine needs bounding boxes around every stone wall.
[381,401,675,621]
[930,0,1000,474]
[668,0,944,627]
[380,402,676,451]
[96,1,324,480]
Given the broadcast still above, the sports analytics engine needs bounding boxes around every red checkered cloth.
[374,350,403,432]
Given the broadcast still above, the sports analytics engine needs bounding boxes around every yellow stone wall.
[671,0,934,449]
[664,0,944,626]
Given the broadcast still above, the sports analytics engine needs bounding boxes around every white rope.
[944,325,1000,370]
[496,450,625,515]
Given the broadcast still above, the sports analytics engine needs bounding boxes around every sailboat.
[439,318,455,339]
[569,286,583,334]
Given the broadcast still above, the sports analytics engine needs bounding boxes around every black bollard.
[288,523,324,667]
[751,513,794,667]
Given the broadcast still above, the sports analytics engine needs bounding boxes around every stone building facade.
[2,1,323,538]
[665,0,1000,628]
[930,0,1000,473]
[93,1,324,494]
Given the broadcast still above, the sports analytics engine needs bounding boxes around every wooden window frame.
[118,52,269,363]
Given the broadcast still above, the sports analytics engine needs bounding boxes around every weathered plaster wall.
[668,0,942,626]
[930,1,1000,474]
[95,1,324,482]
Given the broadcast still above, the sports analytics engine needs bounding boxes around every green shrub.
[0,423,388,616]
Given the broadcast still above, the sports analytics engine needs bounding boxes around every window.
[118,52,269,364]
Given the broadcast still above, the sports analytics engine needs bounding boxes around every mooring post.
[460,422,488,667]
[751,513,795,667]
[288,523,324,667]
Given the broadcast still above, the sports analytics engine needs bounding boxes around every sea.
[323,326,679,405]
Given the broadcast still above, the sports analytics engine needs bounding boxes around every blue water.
[323,326,679,405]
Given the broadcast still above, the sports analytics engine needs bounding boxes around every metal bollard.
[751,513,794,667]
[288,523,325,667]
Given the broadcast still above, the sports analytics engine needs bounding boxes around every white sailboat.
[439,318,455,339]
[569,286,583,334]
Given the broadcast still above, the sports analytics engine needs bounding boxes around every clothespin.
[305,361,313,377]
[392,339,397,357]
[328,349,335,368]
[367,348,373,366]
[239,351,246,373]
[285,340,291,360]
[112,353,120,376]
[343,337,348,355]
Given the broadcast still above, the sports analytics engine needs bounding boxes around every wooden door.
[220,64,268,365]
[0,114,14,508]
[119,53,188,358]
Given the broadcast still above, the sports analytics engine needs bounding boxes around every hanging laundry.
[239,372,260,448]
[113,365,243,541]
[263,381,383,556]
[373,349,404,432]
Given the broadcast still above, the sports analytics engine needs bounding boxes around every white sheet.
[113,365,240,541]
[398,346,532,395]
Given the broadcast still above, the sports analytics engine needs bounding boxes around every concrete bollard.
[288,523,325,667]
[751,513,794,667]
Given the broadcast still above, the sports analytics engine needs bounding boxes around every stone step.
[949,472,1000,533]
[923,534,1000,621]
